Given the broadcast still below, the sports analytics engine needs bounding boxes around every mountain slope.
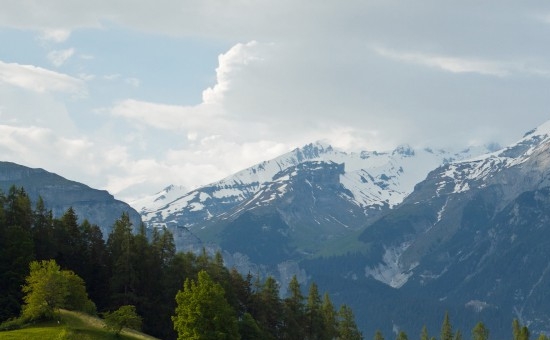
[0,161,142,236]
[352,121,550,336]
[135,142,491,237]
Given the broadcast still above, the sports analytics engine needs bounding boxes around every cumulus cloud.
[0,61,86,95]
[1,1,550,201]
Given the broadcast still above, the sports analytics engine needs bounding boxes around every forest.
[0,185,547,340]
[0,186,362,339]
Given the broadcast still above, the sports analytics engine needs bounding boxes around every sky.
[1,1,550,202]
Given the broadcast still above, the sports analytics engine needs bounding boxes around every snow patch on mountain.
[134,141,493,229]
[365,242,418,288]
[439,121,550,194]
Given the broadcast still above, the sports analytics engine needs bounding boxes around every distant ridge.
[0,161,141,236]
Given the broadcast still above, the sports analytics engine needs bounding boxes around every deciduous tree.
[172,270,239,340]
[104,305,142,335]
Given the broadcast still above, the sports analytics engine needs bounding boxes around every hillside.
[0,309,158,340]
[0,161,142,237]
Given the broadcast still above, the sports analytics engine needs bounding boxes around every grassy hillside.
[0,309,159,340]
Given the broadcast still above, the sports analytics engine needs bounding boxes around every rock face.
[137,143,492,251]
[0,161,141,237]
[341,121,550,337]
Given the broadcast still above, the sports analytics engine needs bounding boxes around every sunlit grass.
[0,309,158,340]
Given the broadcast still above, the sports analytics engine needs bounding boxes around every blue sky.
[1,1,550,201]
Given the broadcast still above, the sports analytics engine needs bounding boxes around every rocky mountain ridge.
[0,161,141,237]
[350,120,550,336]
[134,142,493,238]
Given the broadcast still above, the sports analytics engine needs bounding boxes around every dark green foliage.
[374,330,384,340]
[420,326,429,340]
[396,330,408,340]
[282,275,305,340]
[0,187,364,340]
[338,304,363,340]
[321,293,338,340]
[0,187,34,321]
[441,312,453,340]
[306,282,324,340]
[472,322,489,340]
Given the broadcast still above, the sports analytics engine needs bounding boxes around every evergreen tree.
[513,319,521,340]
[520,327,530,340]
[374,330,385,340]
[32,196,55,260]
[321,292,338,340]
[420,325,429,340]
[453,330,462,340]
[239,312,263,340]
[306,282,324,340]
[283,275,305,340]
[107,212,137,306]
[472,322,489,340]
[0,225,34,320]
[254,276,283,339]
[396,330,408,340]
[80,220,109,310]
[440,312,453,340]
[5,186,33,229]
[338,304,363,340]
[513,319,530,340]
[172,270,239,340]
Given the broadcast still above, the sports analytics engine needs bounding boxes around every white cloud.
[47,48,75,67]
[110,41,261,133]
[0,61,86,95]
[40,28,71,43]
[1,1,550,201]
[125,77,140,87]
[372,46,510,77]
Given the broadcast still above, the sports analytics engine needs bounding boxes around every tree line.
[0,186,362,339]
[2,185,547,340]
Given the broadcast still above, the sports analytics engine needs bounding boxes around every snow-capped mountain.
[344,120,550,337]
[134,142,493,234]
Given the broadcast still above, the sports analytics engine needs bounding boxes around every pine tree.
[420,325,429,340]
[338,304,363,340]
[306,282,324,340]
[440,312,453,340]
[513,319,521,340]
[255,276,283,339]
[453,330,462,340]
[107,212,137,306]
[374,330,385,340]
[321,292,338,340]
[283,275,305,340]
[472,322,489,340]
[396,330,408,340]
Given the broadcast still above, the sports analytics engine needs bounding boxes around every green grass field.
[0,309,159,340]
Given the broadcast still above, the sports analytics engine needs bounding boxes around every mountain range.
[132,120,550,337]
[4,120,550,338]
[132,143,494,256]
